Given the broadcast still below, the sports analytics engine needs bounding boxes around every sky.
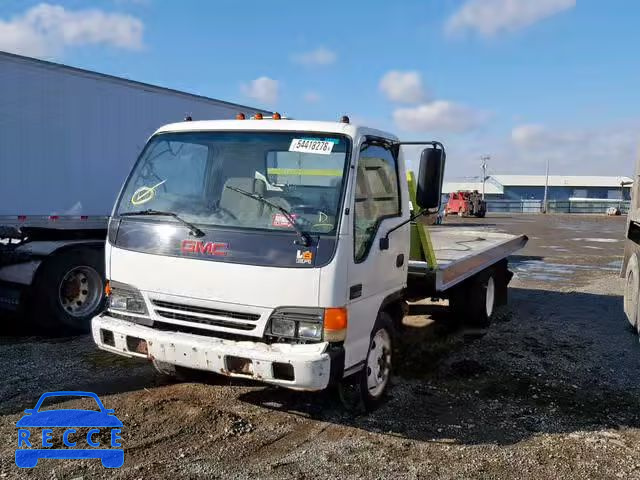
[0,0,638,180]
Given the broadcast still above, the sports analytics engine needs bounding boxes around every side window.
[354,140,401,262]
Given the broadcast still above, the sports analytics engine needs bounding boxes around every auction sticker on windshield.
[289,138,334,155]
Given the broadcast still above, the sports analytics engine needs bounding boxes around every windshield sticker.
[272,213,298,228]
[131,180,166,205]
[289,138,335,155]
[296,249,313,265]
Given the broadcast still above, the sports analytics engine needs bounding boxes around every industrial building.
[443,175,633,201]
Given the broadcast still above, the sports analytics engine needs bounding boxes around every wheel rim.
[58,266,102,317]
[485,276,496,318]
[366,328,392,398]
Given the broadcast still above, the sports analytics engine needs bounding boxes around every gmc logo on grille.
[181,240,228,256]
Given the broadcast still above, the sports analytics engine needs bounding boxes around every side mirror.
[416,146,445,210]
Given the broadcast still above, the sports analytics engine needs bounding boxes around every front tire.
[338,312,394,412]
[624,253,640,331]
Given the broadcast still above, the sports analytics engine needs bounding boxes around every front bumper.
[92,314,334,391]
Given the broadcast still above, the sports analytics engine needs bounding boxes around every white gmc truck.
[92,116,527,409]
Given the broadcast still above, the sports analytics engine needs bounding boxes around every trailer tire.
[338,312,394,412]
[32,248,105,333]
[624,253,640,331]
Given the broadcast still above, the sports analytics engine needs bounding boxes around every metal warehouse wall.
[0,53,266,216]
[501,186,631,201]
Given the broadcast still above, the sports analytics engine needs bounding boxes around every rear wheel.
[32,248,105,333]
[449,270,498,328]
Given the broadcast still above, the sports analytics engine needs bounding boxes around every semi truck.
[0,51,268,331]
[91,115,527,409]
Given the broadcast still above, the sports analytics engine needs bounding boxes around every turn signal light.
[104,281,112,297]
[323,307,348,342]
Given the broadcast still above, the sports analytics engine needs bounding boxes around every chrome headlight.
[107,281,148,315]
[268,307,324,341]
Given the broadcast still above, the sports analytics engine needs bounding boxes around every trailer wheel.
[32,248,105,333]
[338,312,394,412]
[624,253,640,331]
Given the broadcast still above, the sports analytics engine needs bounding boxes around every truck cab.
[93,118,444,408]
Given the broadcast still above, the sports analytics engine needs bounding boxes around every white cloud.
[393,100,487,133]
[0,3,144,58]
[511,123,637,174]
[303,91,321,103]
[241,76,279,105]
[291,47,336,66]
[446,0,575,36]
[379,70,427,104]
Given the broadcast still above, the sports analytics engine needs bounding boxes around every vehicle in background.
[445,190,487,218]
[92,115,527,410]
[0,51,268,331]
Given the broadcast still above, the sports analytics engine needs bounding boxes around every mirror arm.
[380,210,427,250]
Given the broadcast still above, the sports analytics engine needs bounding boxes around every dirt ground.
[2,214,639,479]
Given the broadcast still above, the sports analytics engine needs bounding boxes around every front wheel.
[624,254,640,331]
[338,312,394,412]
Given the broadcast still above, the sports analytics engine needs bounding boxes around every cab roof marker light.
[273,112,282,120]
[236,112,246,120]
[253,113,263,120]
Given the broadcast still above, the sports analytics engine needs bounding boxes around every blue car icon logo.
[15,391,123,468]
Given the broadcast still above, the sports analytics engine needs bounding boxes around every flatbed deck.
[408,225,528,292]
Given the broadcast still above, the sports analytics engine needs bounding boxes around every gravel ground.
[1,214,639,479]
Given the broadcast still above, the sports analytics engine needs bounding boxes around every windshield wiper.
[120,209,205,237]
[225,185,312,246]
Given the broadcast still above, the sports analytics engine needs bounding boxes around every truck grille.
[151,299,260,332]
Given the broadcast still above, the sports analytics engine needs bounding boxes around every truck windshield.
[116,131,350,235]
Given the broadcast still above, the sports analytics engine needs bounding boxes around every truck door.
[345,137,410,368]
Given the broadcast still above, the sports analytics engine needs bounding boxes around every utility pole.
[542,157,550,213]
[481,155,489,200]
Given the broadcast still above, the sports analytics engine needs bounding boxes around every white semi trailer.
[0,51,268,331]
[92,115,527,409]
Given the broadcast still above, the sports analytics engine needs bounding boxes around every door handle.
[349,284,362,299]
[396,254,405,268]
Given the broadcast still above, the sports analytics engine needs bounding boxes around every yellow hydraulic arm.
[407,171,438,269]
